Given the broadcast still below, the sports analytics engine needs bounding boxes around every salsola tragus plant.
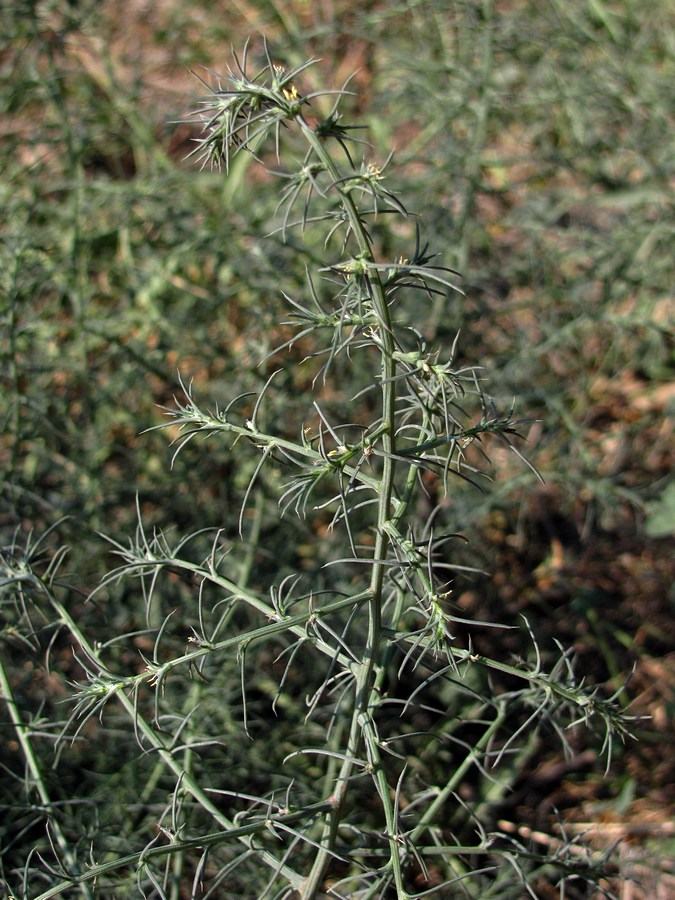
[2,41,635,900]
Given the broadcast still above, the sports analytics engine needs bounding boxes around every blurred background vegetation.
[1,0,673,895]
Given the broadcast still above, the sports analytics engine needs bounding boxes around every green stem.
[293,116,401,897]
[0,661,94,900]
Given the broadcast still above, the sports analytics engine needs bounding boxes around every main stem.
[295,118,401,896]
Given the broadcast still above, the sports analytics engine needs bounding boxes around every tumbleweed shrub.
[1,40,639,899]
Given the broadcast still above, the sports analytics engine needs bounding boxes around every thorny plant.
[2,41,638,900]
